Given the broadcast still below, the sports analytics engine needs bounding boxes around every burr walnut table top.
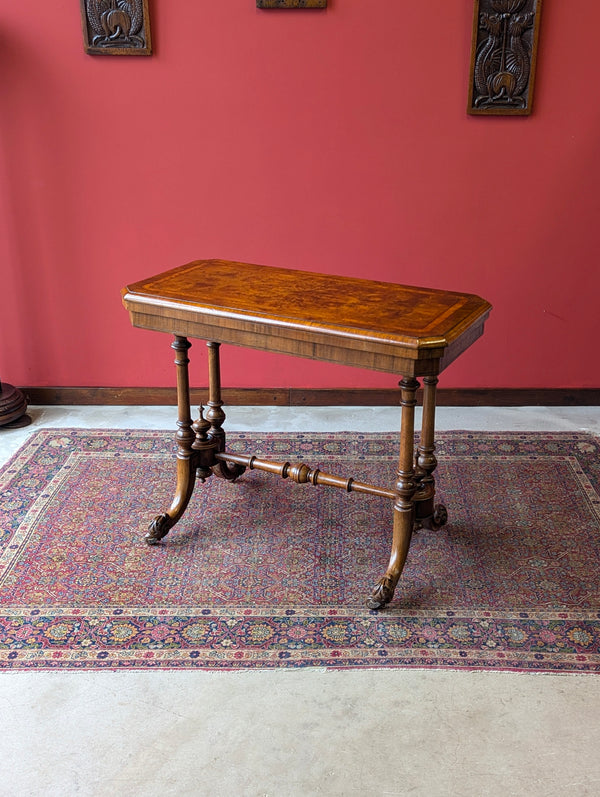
[122,259,491,377]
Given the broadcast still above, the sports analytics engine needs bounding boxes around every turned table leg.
[367,376,419,610]
[206,341,245,481]
[146,336,199,544]
[414,376,448,531]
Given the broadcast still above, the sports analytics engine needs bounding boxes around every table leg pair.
[367,373,447,609]
[146,335,447,609]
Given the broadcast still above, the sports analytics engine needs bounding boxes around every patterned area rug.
[1,429,599,672]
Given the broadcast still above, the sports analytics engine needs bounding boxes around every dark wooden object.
[468,0,542,115]
[80,0,152,56]
[0,380,31,428]
[257,0,326,7]
[122,259,491,609]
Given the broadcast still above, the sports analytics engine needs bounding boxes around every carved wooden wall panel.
[468,0,542,115]
[257,1,327,7]
[80,0,152,56]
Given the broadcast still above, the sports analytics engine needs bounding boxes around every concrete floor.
[1,405,599,797]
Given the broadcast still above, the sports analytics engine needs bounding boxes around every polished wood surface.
[122,259,491,377]
[122,259,492,609]
[0,380,31,428]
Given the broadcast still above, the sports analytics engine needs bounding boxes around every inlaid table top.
[122,259,492,377]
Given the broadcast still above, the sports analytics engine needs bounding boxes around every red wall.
[1,1,599,391]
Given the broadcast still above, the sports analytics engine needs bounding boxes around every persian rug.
[1,429,599,672]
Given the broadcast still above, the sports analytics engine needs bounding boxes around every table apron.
[126,309,447,377]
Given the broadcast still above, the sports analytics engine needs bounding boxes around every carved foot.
[145,513,174,545]
[366,575,397,610]
[212,461,246,481]
[421,503,448,531]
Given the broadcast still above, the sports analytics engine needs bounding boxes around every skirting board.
[23,387,600,407]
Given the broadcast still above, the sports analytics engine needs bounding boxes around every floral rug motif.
[1,429,599,672]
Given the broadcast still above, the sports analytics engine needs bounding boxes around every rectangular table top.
[122,259,492,377]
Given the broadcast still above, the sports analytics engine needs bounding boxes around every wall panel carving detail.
[468,0,542,115]
[81,0,152,56]
[257,1,327,8]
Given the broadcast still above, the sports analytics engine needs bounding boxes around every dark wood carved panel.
[468,0,542,115]
[257,0,327,7]
[80,0,152,56]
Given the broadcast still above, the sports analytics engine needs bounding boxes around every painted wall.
[1,1,599,391]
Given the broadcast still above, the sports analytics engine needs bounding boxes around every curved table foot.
[421,503,448,531]
[212,461,246,481]
[145,453,198,544]
[145,513,174,545]
[366,575,397,610]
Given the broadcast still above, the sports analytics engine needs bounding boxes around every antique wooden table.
[122,259,491,609]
